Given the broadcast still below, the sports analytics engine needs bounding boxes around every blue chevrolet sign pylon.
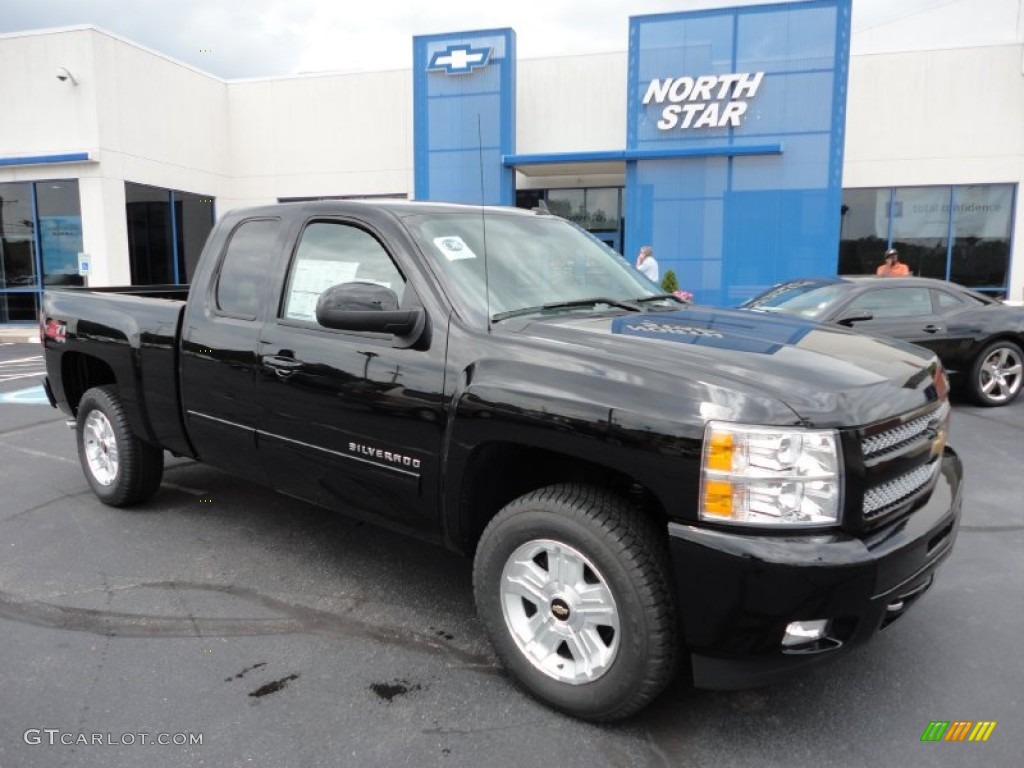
[413,29,516,205]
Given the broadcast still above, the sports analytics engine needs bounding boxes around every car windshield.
[402,212,672,324]
[741,280,848,320]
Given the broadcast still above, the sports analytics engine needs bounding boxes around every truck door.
[180,216,282,483]
[254,218,446,532]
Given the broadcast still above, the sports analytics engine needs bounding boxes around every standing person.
[636,245,659,282]
[876,248,910,276]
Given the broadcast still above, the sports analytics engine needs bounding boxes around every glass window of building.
[126,183,174,285]
[949,184,1014,293]
[36,180,84,287]
[546,189,586,226]
[175,191,215,282]
[890,186,952,279]
[1,179,84,322]
[838,187,888,275]
[126,182,214,286]
[585,188,620,232]
[516,187,625,252]
[0,182,36,294]
[838,183,1016,297]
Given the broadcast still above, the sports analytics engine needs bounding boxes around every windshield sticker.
[433,236,477,262]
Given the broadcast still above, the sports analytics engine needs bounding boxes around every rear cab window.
[215,218,281,319]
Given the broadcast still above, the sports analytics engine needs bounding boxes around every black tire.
[473,484,678,721]
[968,339,1023,407]
[76,385,164,506]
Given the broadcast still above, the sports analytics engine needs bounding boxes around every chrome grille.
[863,460,939,518]
[861,411,935,459]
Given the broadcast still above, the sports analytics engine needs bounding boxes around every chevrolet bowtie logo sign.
[427,44,492,75]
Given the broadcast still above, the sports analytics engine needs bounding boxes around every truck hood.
[513,306,943,427]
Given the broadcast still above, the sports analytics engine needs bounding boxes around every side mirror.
[836,309,874,327]
[316,282,424,338]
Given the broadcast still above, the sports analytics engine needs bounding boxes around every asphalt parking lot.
[0,339,1021,768]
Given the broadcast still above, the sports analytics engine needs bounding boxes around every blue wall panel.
[413,29,516,205]
[626,0,851,306]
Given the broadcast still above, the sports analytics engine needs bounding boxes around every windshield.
[742,280,848,320]
[402,212,669,324]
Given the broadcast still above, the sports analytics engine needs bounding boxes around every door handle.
[263,355,303,378]
[922,324,942,334]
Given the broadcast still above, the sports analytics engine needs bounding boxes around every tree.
[660,269,679,293]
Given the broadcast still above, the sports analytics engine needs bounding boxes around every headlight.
[699,421,842,527]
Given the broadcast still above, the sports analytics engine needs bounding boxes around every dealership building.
[1,0,1022,324]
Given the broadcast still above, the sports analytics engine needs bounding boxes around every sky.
[0,0,1018,79]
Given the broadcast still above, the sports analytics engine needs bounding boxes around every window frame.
[273,217,411,337]
[210,216,282,322]
[845,285,936,320]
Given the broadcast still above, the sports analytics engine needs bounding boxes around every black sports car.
[741,276,1024,407]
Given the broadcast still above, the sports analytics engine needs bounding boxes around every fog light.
[782,619,830,648]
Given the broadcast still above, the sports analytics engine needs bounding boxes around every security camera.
[55,66,78,85]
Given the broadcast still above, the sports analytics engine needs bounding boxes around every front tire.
[473,484,678,721]
[969,340,1023,406]
[77,385,164,506]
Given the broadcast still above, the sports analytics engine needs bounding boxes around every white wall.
[223,69,413,211]
[0,29,100,159]
[90,30,229,195]
[515,52,627,190]
[78,177,130,285]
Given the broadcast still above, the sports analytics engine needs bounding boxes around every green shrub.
[660,269,679,293]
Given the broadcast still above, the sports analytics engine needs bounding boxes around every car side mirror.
[316,282,424,339]
[836,309,874,327]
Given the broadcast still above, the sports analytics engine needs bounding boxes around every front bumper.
[669,447,962,690]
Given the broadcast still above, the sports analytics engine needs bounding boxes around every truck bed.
[42,285,193,456]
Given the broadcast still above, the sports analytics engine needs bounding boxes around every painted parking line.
[0,355,45,384]
[0,385,50,405]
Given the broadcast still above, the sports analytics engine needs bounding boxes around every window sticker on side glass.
[433,236,477,262]
[285,259,359,321]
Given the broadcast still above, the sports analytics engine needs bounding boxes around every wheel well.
[61,352,116,414]
[455,442,667,553]
[976,334,1024,356]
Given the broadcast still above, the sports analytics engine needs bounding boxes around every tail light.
[42,317,66,343]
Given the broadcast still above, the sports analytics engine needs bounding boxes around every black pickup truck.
[41,200,962,721]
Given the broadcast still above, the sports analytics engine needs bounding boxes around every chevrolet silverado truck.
[41,201,962,721]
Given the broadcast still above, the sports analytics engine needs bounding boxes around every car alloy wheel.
[473,484,678,721]
[974,341,1023,405]
[83,409,120,486]
[500,538,620,684]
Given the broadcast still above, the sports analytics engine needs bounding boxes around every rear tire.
[473,484,678,721]
[969,340,1023,406]
[77,385,164,506]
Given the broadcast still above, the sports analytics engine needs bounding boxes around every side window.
[216,219,280,318]
[848,287,933,319]
[935,290,965,310]
[281,222,406,325]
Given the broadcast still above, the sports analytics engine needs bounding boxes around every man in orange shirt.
[876,248,910,276]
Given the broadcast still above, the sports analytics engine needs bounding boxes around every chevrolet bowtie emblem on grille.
[427,44,492,75]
